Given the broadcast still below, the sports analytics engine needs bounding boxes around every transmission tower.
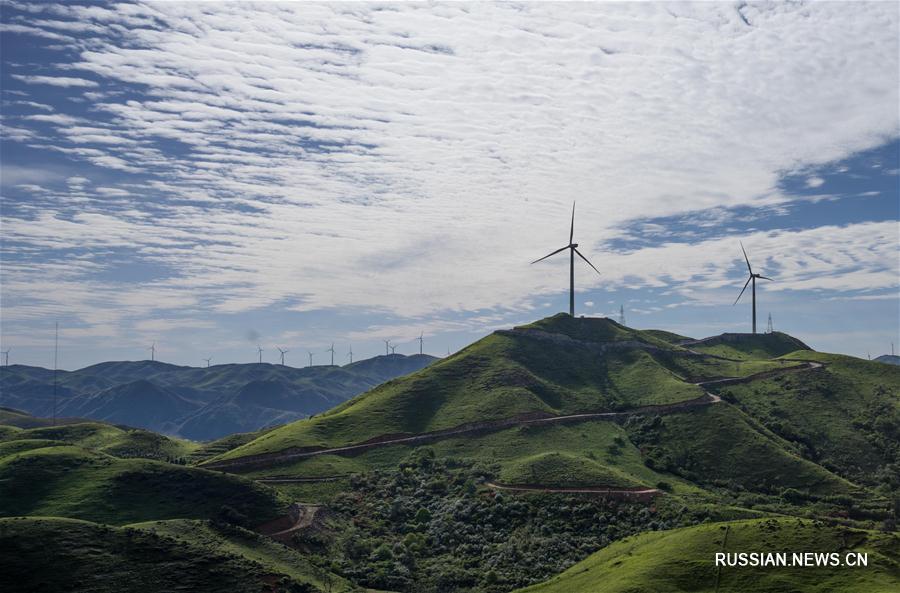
[766,313,773,334]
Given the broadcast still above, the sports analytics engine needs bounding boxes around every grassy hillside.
[718,351,900,491]
[0,445,284,525]
[0,421,198,461]
[625,404,853,495]
[686,331,810,360]
[515,518,900,593]
[213,316,722,461]
[0,517,354,593]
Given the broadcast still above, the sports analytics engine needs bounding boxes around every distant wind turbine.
[733,242,773,334]
[257,344,264,364]
[308,351,314,367]
[416,332,424,355]
[531,201,601,317]
[276,347,289,366]
[389,344,397,355]
[347,344,353,364]
[383,339,391,356]
[1,348,9,366]
[326,343,335,366]
[149,342,156,362]
[203,357,212,368]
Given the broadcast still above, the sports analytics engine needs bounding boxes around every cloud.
[805,176,825,188]
[0,1,897,359]
[11,74,98,87]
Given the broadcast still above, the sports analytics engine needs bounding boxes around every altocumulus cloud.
[0,1,897,349]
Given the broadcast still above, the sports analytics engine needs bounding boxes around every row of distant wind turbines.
[533,202,772,333]
[1,203,777,371]
[146,333,428,368]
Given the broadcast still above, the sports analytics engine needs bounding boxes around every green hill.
[0,444,284,525]
[0,421,197,461]
[684,331,810,360]
[716,351,900,490]
[0,517,355,593]
[211,315,724,461]
[515,518,900,593]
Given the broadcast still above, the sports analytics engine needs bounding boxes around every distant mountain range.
[0,354,437,440]
[874,354,900,366]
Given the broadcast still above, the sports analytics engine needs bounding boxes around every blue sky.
[1,1,898,369]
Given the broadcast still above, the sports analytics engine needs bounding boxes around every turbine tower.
[276,347,289,366]
[307,351,314,367]
[347,344,353,364]
[383,339,391,356]
[531,201,601,317]
[257,345,263,364]
[390,344,397,355]
[326,343,335,366]
[416,332,424,355]
[618,305,626,326]
[733,242,772,334]
[149,342,156,362]
[203,357,212,368]
[1,348,9,366]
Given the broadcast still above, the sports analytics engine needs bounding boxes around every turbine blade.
[531,245,570,264]
[733,276,752,305]
[758,275,773,281]
[573,247,601,276]
[569,201,575,245]
[740,241,752,273]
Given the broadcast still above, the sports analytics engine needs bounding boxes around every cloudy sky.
[1,1,898,369]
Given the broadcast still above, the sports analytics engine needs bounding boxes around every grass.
[0,421,198,461]
[0,516,355,593]
[687,331,810,360]
[515,517,900,593]
[717,351,900,487]
[212,316,711,462]
[626,404,854,495]
[245,420,708,501]
[0,445,285,525]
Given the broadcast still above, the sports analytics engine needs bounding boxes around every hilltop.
[203,314,884,508]
[0,353,437,440]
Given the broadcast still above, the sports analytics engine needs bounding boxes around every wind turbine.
[326,343,335,366]
[389,344,397,355]
[257,344,264,364]
[531,201,601,317]
[1,348,9,366]
[307,351,314,367]
[347,344,353,364]
[416,332,424,355]
[276,347,289,366]
[383,339,391,356]
[733,242,772,334]
[202,357,212,368]
[149,342,156,361]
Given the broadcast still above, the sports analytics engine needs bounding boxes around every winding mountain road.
[206,360,823,474]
